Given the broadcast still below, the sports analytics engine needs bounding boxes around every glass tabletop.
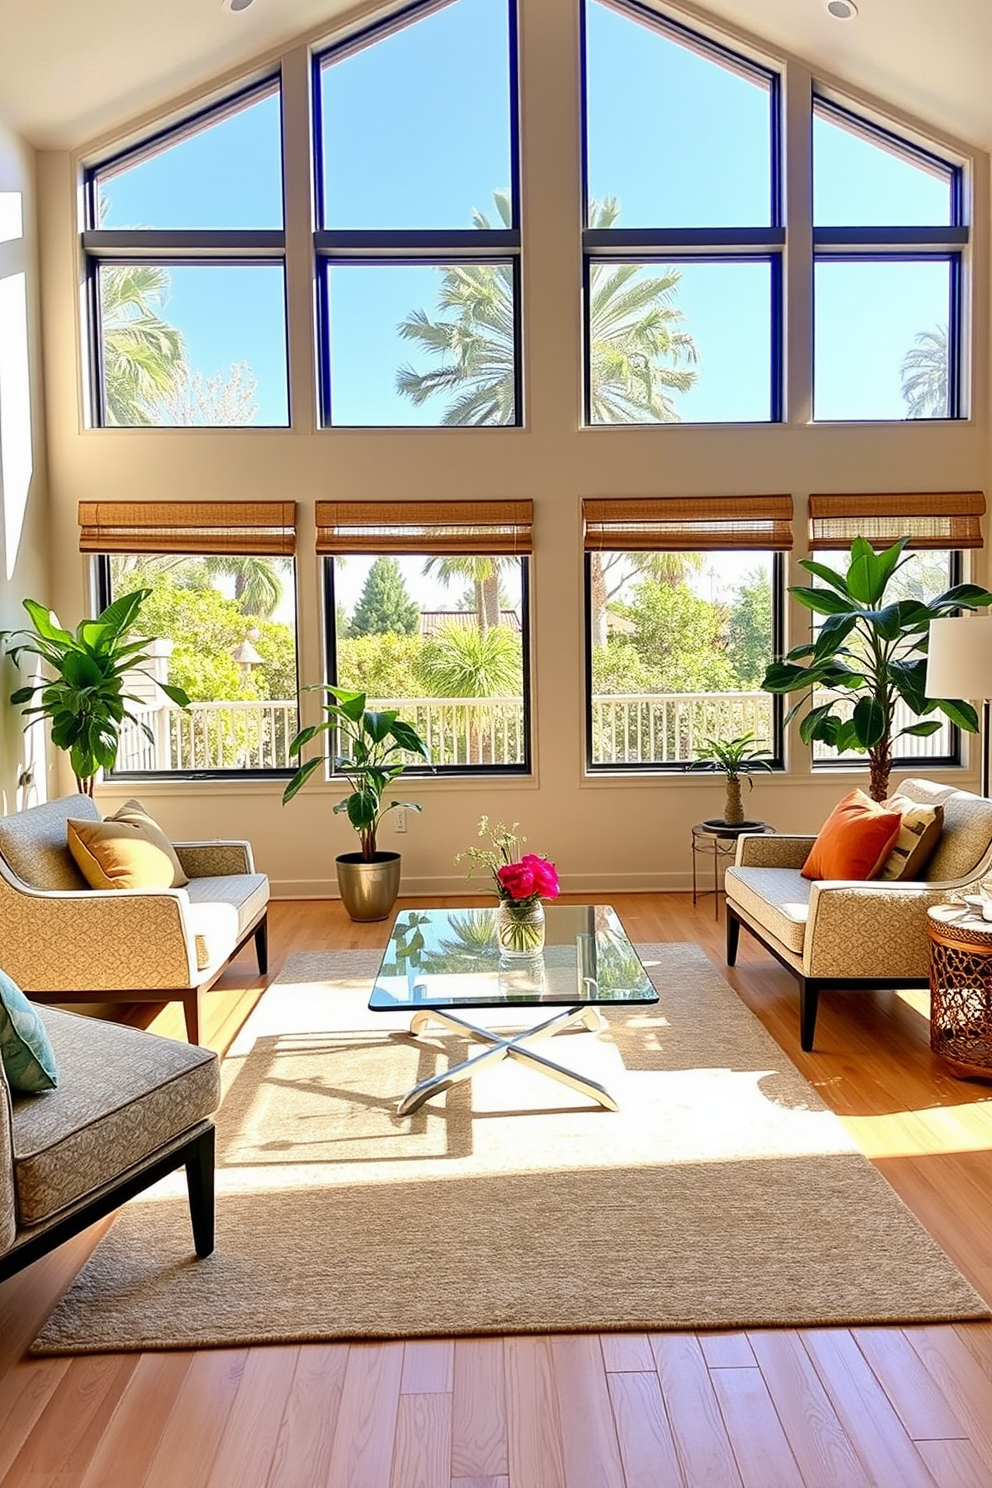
[368,904,658,1010]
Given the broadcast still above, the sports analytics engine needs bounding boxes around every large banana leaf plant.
[1,590,189,794]
[762,537,992,801]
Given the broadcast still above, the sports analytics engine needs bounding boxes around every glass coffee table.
[369,904,657,1115]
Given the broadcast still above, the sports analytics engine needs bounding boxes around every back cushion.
[897,779,992,882]
[0,796,95,892]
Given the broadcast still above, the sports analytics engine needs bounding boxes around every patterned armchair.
[0,795,269,1044]
[725,778,992,1052]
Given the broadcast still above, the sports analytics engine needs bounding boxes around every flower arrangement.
[457,818,559,956]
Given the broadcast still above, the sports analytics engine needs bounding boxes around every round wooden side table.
[927,904,992,1079]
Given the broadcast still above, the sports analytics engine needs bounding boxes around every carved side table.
[927,904,992,1080]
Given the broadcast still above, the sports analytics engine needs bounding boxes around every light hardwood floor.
[3,892,992,1488]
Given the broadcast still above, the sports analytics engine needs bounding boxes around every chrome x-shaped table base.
[398,1004,617,1116]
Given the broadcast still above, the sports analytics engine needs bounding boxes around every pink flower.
[497,861,536,899]
[522,854,559,898]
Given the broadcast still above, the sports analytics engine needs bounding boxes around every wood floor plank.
[505,1336,566,1488]
[1,1353,138,1488]
[326,1342,405,1488]
[711,1365,804,1488]
[78,1351,194,1488]
[699,1333,757,1370]
[390,1392,452,1488]
[801,1329,939,1488]
[266,1345,349,1488]
[606,1369,685,1488]
[142,1349,249,1488]
[451,1338,507,1479]
[916,1438,992,1488]
[402,1340,454,1395]
[853,1327,967,1441]
[905,1326,992,1473]
[649,1334,743,1488]
[747,1330,871,1488]
[0,1358,71,1482]
[601,1333,656,1372]
[450,1478,509,1488]
[550,1334,625,1488]
[204,1344,300,1488]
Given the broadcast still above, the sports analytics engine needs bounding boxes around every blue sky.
[96,0,954,428]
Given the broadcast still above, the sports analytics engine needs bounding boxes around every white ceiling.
[0,0,989,152]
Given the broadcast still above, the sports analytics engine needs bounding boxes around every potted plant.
[282,685,431,921]
[690,732,773,825]
[762,536,992,800]
[1,590,189,794]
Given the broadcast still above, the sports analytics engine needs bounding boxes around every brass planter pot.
[335,852,402,922]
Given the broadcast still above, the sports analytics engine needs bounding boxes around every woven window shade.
[582,496,793,552]
[808,493,985,551]
[315,500,533,555]
[78,501,297,556]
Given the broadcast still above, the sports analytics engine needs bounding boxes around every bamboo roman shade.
[582,496,793,552]
[78,501,297,556]
[808,493,985,551]
[315,500,533,555]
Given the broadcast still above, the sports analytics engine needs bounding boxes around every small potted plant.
[1,590,189,794]
[690,732,773,826]
[283,685,431,921]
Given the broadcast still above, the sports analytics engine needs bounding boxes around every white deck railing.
[114,690,952,772]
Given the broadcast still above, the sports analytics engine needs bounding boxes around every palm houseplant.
[690,732,773,825]
[1,590,189,794]
[282,685,431,921]
[762,537,992,801]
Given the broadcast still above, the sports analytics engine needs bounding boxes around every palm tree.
[901,326,949,418]
[396,194,698,427]
[204,556,286,619]
[418,623,522,764]
[100,263,185,425]
[422,555,508,631]
[589,551,705,648]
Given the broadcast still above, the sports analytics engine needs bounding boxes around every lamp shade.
[926,615,992,701]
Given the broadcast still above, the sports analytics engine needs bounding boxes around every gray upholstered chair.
[0,1004,219,1281]
[725,778,992,1051]
[0,794,269,1045]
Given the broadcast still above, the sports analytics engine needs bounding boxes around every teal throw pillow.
[0,969,58,1093]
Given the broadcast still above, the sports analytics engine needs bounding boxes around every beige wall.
[32,0,992,897]
[0,112,50,814]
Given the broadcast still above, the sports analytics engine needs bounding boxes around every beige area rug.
[32,944,989,1354]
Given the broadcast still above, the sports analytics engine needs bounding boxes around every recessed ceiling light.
[222,0,256,12]
[826,0,858,17]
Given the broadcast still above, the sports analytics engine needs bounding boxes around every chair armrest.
[804,880,950,979]
[735,835,815,869]
[0,880,197,992]
[173,841,255,877]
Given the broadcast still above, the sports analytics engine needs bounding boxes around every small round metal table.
[927,904,992,1080]
[691,820,773,920]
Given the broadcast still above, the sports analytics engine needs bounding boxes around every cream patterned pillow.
[877,797,944,881]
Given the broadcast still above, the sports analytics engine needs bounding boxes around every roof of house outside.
[418,610,521,637]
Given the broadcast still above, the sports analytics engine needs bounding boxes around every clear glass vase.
[496,899,545,958]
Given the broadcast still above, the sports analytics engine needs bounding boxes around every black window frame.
[95,553,302,783]
[322,552,533,777]
[580,0,784,427]
[810,547,965,774]
[812,96,967,424]
[312,0,522,429]
[82,74,290,430]
[583,548,786,774]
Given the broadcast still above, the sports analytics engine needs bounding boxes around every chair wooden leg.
[726,908,741,966]
[185,1126,216,1258]
[254,913,268,975]
[799,979,820,1052]
[182,992,201,1046]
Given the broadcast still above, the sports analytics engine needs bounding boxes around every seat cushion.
[185,873,269,972]
[725,866,812,954]
[0,796,94,891]
[10,1008,219,1227]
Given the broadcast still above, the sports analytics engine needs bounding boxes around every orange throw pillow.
[801,789,903,882]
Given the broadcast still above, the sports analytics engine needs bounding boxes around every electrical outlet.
[394,808,407,833]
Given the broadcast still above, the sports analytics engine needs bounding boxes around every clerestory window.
[83,80,289,428]
[314,0,520,427]
[813,98,966,422]
[582,0,782,424]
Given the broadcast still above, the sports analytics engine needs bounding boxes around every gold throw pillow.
[67,799,189,891]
